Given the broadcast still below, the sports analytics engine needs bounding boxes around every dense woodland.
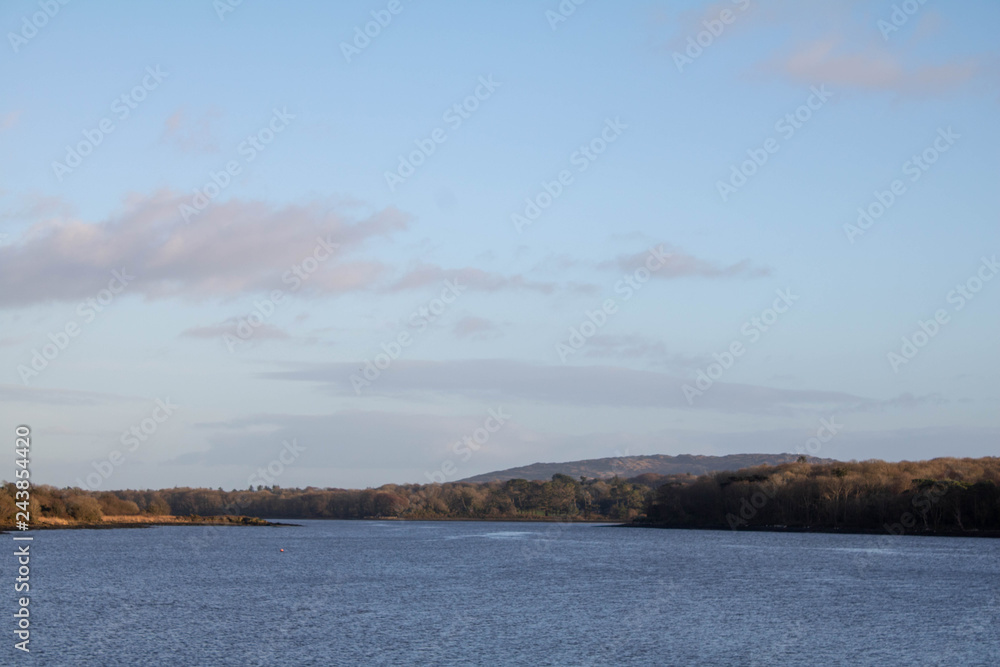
[0,474,655,526]
[643,457,1000,534]
[3,457,999,535]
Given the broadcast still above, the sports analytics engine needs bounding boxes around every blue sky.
[1,0,997,490]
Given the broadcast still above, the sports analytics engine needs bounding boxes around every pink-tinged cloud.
[453,316,501,339]
[0,191,409,307]
[161,107,223,153]
[181,321,290,341]
[598,245,770,279]
[764,36,978,96]
[385,264,558,294]
[0,383,132,406]
[260,358,945,416]
[0,110,20,132]
[1,193,77,223]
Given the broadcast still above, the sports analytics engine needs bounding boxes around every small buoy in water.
[280,548,284,552]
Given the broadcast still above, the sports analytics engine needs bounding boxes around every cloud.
[658,1,986,99]
[385,264,557,294]
[0,334,32,348]
[534,244,768,281]
[598,245,770,279]
[0,191,598,308]
[453,316,502,339]
[185,410,526,472]
[0,193,76,223]
[181,321,290,341]
[183,409,632,485]
[851,392,949,413]
[258,358,902,415]
[581,334,670,359]
[0,191,409,307]
[762,36,979,96]
[182,410,999,487]
[0,111,20,132]
[0,383,132,406]
[659,0,854,54]
[161,107,223,153]
[578,334,707,373]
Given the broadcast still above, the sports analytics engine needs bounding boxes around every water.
[24,521,1000,665]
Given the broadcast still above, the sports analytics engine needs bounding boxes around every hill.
[459,453,834,483]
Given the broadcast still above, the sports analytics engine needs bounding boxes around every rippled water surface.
[27,521,1000,665]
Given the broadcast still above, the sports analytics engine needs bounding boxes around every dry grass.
[34,516,73,526]
[100,514,189,524]
[24,514,245,528]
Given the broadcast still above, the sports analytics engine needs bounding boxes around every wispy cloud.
[761,35,980,97]
[0,383,133,406]
[0,110,20,133]
[598,245,770,279]
[536,245,769,280]
[161,107,223,153]
[257,358,927,416]
[577,334,707,373]
[385,264,557,294]
[0,191,409,307]
[453,316,502,339]
[181,321,290,341]
[0,334,32,348]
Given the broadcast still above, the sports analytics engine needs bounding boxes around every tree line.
[3,457,998,535]
[641,457,1000,534]
[0,473,656,526]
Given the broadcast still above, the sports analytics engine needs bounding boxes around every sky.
[0,0,997,491]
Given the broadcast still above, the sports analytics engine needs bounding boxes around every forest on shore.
[641,456,1000,535]
[2,457,998,535]
[0,474,653,527]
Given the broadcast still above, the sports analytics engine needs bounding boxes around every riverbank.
[625,522,1000,538]
[1,514,294,531]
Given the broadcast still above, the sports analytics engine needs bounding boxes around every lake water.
[24,521,1000,665]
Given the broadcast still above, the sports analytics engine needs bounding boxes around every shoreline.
[8,515,999,537]
[1,514,297,531]
[3,515,623,531]
[624,522,1000,539]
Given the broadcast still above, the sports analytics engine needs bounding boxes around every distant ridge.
[459,453,836,483]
